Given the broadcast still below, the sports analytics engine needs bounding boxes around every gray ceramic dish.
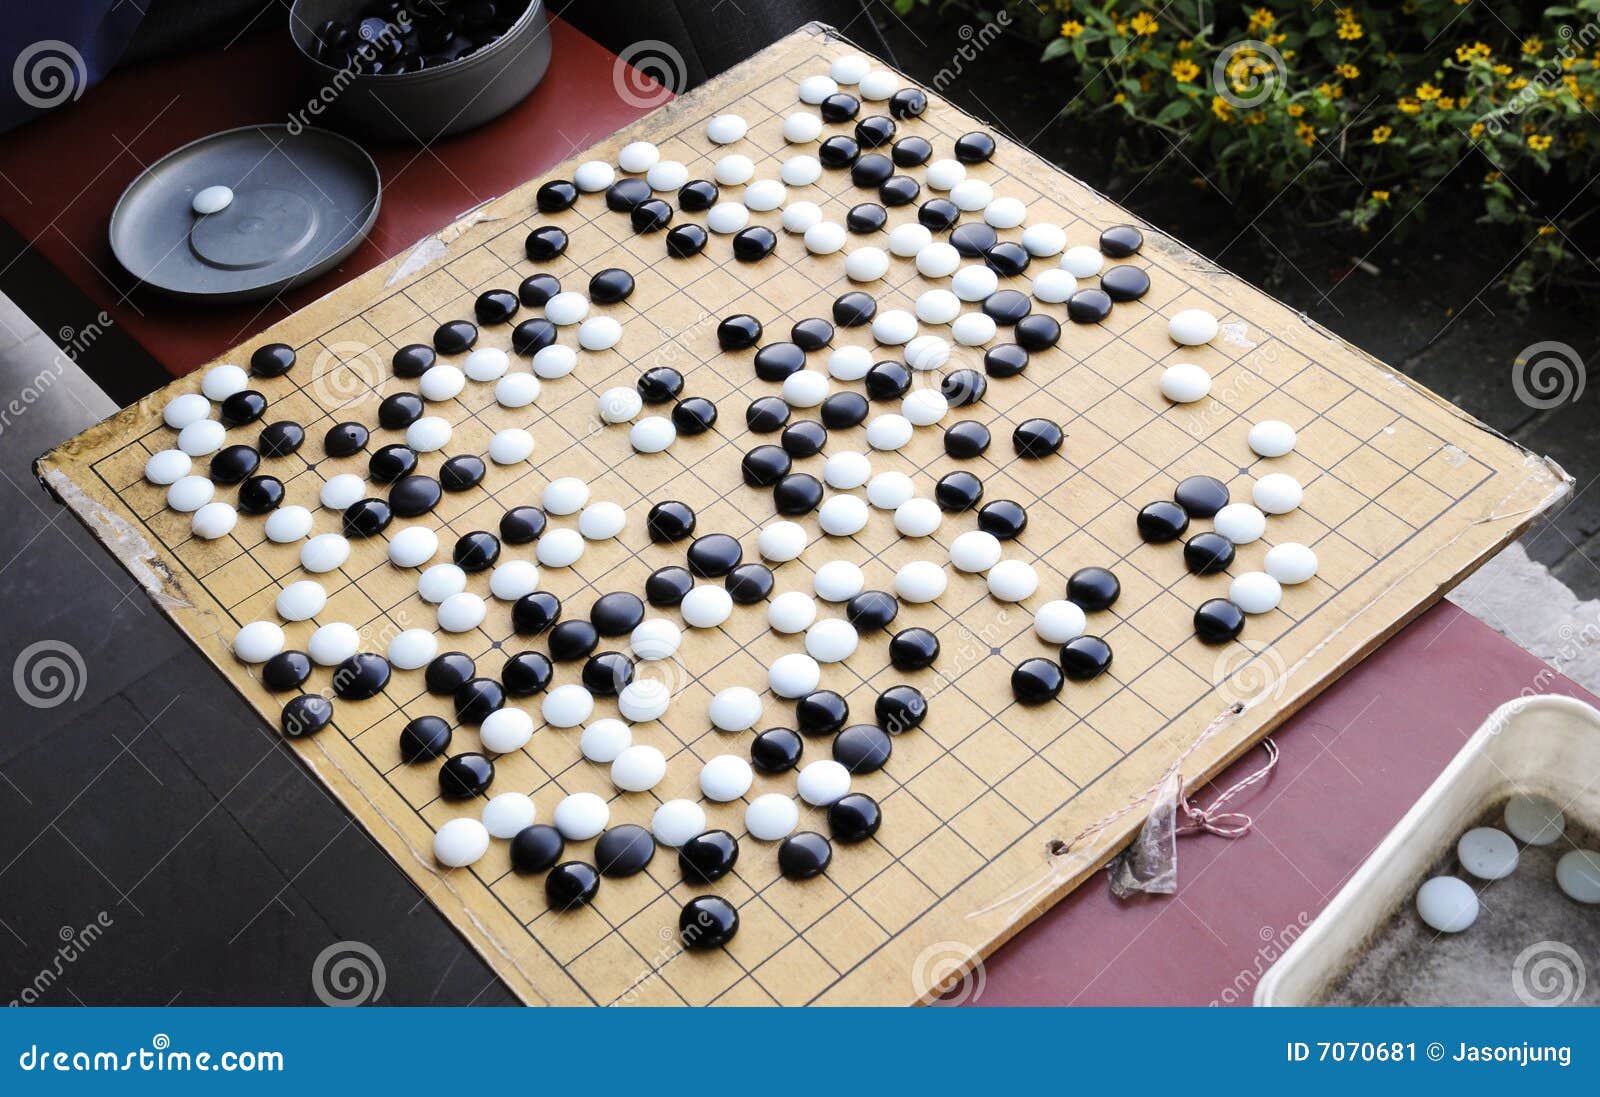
[288,0,551,142]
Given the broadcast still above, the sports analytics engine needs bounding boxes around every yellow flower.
[1415,82,1441,101]
[1455,42,1490,63]
[1171,59,1201,83]
[1296,121,1317,146]
[1248,7,1275,30]
[1527,133,1553,150]
[1398,97,1422,114]
[1059,20,1084,37]
[1436,96,1456,110]
[1130,12,1159,36]
[1492,64,1512,75]
[1484,170,1502,182]
[1537,224,1557,237]
[1469,122,1486,138]
[1245,110,1267,125]
[1371,189,1390,201]
[1287,103,1306,117]
[1267,32,1287,46]
[1507,77,1529,90]
[1211,95,1234,121]
[1113,92,1126,104]
[1371,124,1393,143]
[1336,63,1360,79]
[1337,21,1363,41]
[1522,37,1543,57]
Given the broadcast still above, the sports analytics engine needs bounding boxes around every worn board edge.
[35,22,1572,1005]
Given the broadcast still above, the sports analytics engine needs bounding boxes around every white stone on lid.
[949,530,1002,573]
[866,470,914,509]
[578,316,623,351]
[418,563,467,604]
[846,246,890,282]
[308,621,360,666]
[581,719,632,763]
[769,652,821,698]
[1159,363,1211,404]
[482,793,537,839]
[700,754,754,802]
[631,618,681,661]
[489,559,541,601]
[1034,600,1087,644]
[873,308,918,344]
[234,621,285,663]
[895,560,947,603]
[747,794,800,841]
[782,112,823,143]
[300,532,351,573]
[706,114,748,144]
[769,590,818,634]
[542,683,595,728]
[1253,473,1303,514]
[1416,876,1478,932]
[276,580,327,621]
[797,759,850,805]
[889,222,932,257]
[489,428,534,465]
[798,74,838,104]
[1229,572,1282,614]
[163,392,211,430]
[611,744,667,792]
[759,520,809,561]
[1248,420,1297,458]
[1457,827,1518,880]
[433,817,490,868]
[1213,503,1267,545]
[618,140,660,173]
[915,241,961,278]
[630,415,676,453]
[1264,543,1317,585]
[744,178,787,211]
[553,792,609,840]
[387,628,438,671]
[1556,850,1600,903]
[818,494,869,537]
[813,560,864,602]
[192,501,237,540]
[177,418,225,456]
[574,160,614,191]
[464,347,509,381]
[987,559,1039,602]
[652,799,706,847]
[544,291,589,326]
[681,584,733,628]
[714,153,755,186]
[952,265,998,302]
[166,475,213,513]
[201,363,249,400]
[264,505,312,543]
[1060,245,1104,278]
[1032,269,1077,303]
[578,501,626,540]
[406,416,452,452]
[805,618,858,663]
[145,449,192,485]
[480,707,533,753]
[1021,222,1067,257]
[709,686,763,732]
[319,473,365,511]
[496,373,541,410]
[535,528,584,567]
[647,159,689,191]
[781,200,823,233]
[437,591,487,633]
[1504,794,1565,845]
[192,185,233,215]
[708,201,750,234]
[865,413,913,451]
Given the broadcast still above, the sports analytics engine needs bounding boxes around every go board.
[37,23,1567,1005]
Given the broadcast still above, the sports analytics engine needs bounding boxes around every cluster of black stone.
[1010,566,1120,704]
[1137,475,1248,643]
[308,0,531,77]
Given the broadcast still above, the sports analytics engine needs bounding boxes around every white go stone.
[545,292,588,326]
[578,316,623,351]
[536,528,585,568]
[782,369,830,407]
[894,497,942,537]
[895,560,947,603]
[1253,473,1303,514]
[191,501,237,540]
[681,584,733,628]
[630,415,676,453]
[823,451,872,490]
[420,363,466,401]
[542,683,595,728]
[482,793,537,839]
[798,74,838,104]
[797,760,851,806]
[166,475,214,513]
[779,157,821,188]
[308,622,360,666]
[406,416,452,452]
[769,590,819,633]
[709,686,763,732]
[813,560,864,602]
[630,618,682,661]
[192,185,233,215]
[952,265,998,301]
[1060,245,1104,278]
[264,505,312,543]
[858,69,899,100]
[574,160,615,191]
[144,449,192,485]
[985,196,1027,228]
[1022,222,1067,257]
[747,794,800,841]
[1457,827,1519,880]
[647,159,689,191]
[1034,600,1087,644]
[418,563,467,603]
[872,308,918,345]
[889,222,932,257]
[818,494,869,537]
[1504,794,1565,845]
[234,620,285,663]
[706,113,748,144]
[480,707,534,753]
[915,290,961,325]
[201,363,249,400]
[949,179,994,212]
[866,470,915,509]
[496,372,540,408]
[489,559,541,600]
[1159,363,1212,403]
[782,111,823,143]
[781,200,823,232]
[926,158,966,190]
[769,652,821,698]
[714,153,755,186]
[987,559,1039,602]
[553,791,609,840]
[805,618,858,663]
[578,501,626,540]
[388,526,438,568]
[1248,420,1297,458]
[652,799,706,847]
[1032,269,1077,303]
[708,202,749,235]
[1213,503,1267,545]
[433,818,490,868]
[543,477,589,514]
[951,313,997,347]
[611,744,667,792]
[580,718,632,763]
[846,246,890,282]
[1169,307,1220,345]
[828,345,873,381]
[744,178,787,211]
[902,389,948,427]
[904,335,951,371]
[276,579,327,621]
[949,530,1002,573]
[163,392,211,430]
[1264,543,1318,585]
[489,428,534,464]
[758,520,809,561]
[463,347,509,381]
[700,755,754,802]
[618,140,660,173]
[831,53,871,84]
[1416,876,1478,933]
[1229,572,1283,614]
[1556,850,1600,903]
[301,533,351,573]
[915,241,961,277]
[865,413,913,451]
[387,628,438,671]
[319,473,365,511]
[437,591,487,633]
[177,418,225,456]
[532,345,577,378]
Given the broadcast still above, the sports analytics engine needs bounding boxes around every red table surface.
[973,600,1596,1006]
[0,16,657,377]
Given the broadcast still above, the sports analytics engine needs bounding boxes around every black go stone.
[751,727,803,773]
[583,651,633,696]
[369,445,417,484]
[846,590,898,631]
[687,533,742,578]
[1102,265,1151,302]
[518,272,560,307]
[679,179,719,211]
[390,475,442,517]
[891,135,932,166]
[261,650,311,692]
[950,222,997,257]
[1015,313,1062,351]
[474,288,518,325]
[546,862,600,911]
[746,397,790,433]
[865,360,911,400]
[524,225,568,260]
[1061,635,1113,681]
[983,343,1029,378]
[723,561,774,603]
[511,591,562,636]
[591,591,645,636]
[453,531,500,572]
[548,620,599,662]
[1067,288,1113,324]
[1100,224,1144,257]
[646,565,694,607]
[342,498,392,538]
[1013,418,1064,458]
[1175,475,1230,518]
[399,715,451,763]
[378,391,424,429]
[439,753,494,799]
[855,114,895,146]
[985,242,1030,278]
[982,288,1031,325]
[391,343,435,378]
[536,179,577,211]
[250,343,295,377]
[935,470,984,512]
[238,476,285,514]
[454,678,505,724]
[889,87,928,119]
[433,319,477,354]
[220,390,266,427]
[731,225,776,260]
[889,627,940,671]
[333,653,390,701]
[1068,567,1121,611]
[821,391,869,428]
[281,695,333,737]
[589,268,635,304]
[781,420,827,458]
[773,473,824,515]
[833,291,877,327]
[680,896,739,950]
[978,499,1028,540]
[510,824,564,874]
[502,651,553,696]
[679,830,739,884]
[847,203,888,234]
[791,317,834,350]
[820,92,860,122]
[1012,658,1064,704]
[511,318,557,356]
[671,397,717,435]
[718,313,763,351]
[796,690,849,736]
[209,445,260,485]
[828,793,882,843]
[919,198,960,232]
[880,175,920,206]
[954,130,997,163]
[666,224,708,258]
[638,365,684,403]
[944,420,991,458]
[819,134,860,168]
[834,724,892,774]
[1137,500,1190,543]
[324,421,368,458]
[595,824,655,877]
[1196,599,1246,644]
[742,444,793,489]
[1184,532,1236,576]
[500,505,547,543]
[778,832,832,880]
[647,500,696,542]
[440,454,486,492]
[606,177,652,212]
[876,684,927,732]
[426,652,476,695]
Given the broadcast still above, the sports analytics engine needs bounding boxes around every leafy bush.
[902,0,1600,297]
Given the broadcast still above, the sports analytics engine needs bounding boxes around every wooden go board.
[37,24,1567,1005]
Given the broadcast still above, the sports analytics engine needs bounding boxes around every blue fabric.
[2,1,146,132]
